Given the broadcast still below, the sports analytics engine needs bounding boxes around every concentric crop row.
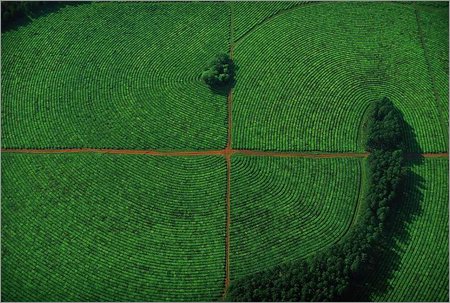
[232,2,447,153]
[1,154,227,302]
[229,156,361,281]
[416,7,449,140]
[1,2,229,150]
[232,1,306,43]
[371,158,449,302]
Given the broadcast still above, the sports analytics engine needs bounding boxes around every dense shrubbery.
[226,97,406,301]
[201,53,234,88]
[1,1,44,26]
[366,97,404,151]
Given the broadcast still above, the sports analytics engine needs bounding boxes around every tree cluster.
[225,97,406,302]
[201,53,234,88]
[1,1,44,26]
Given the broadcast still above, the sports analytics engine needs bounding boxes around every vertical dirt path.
[223,3,234,298]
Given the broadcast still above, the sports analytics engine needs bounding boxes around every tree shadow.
[342,112,425,301]
[205,61,239,97]
[2,2,89,33]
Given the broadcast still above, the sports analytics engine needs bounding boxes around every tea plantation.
[232,2,447,152]
[230,157,362,280]
[2,154,226,301]
[1,2,229,150]
[1,1,448,302]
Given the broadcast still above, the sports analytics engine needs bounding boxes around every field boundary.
[234,2,323,48]
[2,148,446,159]
[414,6,449,147]
[223,3,234,298]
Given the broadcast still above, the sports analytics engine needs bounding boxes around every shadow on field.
[342,113,425,301]
[2,1,89,33]
[207,64,239,97]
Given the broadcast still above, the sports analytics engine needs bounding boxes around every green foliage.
[417,7,449,140]
[1,1,44,26]
[366,97,403,151]
[233,2,304,42]
[226,98,407,301]
[1,2,228,150]
[201,53,234,87]
[232,2,447,153]
[230,156,361,281]
[1,154,226,301]
[371,158,449,302]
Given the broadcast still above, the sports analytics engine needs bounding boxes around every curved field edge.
[1,2,228,150]
[414,4,449,145]
[232,1,309,44]
[1,153,226,302]
[369,158,449,301]
[232,1,447,153]
[229,156,362,281]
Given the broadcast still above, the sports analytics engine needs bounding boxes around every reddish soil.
[0,148,225,156]
[235,150,370,158]
[409,152,449,158]
[2,148,447,159]
[223,5,234,297]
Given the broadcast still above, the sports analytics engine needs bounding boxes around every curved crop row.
[370,158,449,302]
[229,156,361,281]
[1,153,226,301]
[232,2,447,153]
[232,1,306,43]
[1,2,228,150]
[416,6,449,142]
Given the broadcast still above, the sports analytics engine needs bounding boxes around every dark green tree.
[226,97,407,302]
[201,53,234,88]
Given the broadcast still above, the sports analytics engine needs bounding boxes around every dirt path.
[409,152,449,158]
[234,150,370,158]
[223,3,234,298]
[0,148,225,157]
[2,148,447,159]
[234,2,322,48]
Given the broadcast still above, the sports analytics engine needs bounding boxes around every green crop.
[370,158,449,302]
[230,156,362,281]
[232,2,447,153]
[1,2,229,150]
[1,154,226,301]
[233,2,303,42]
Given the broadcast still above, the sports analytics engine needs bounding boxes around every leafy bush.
[201,53,234,87]
[1,1,44,26]
[226,97,407,301]
[366,97,404,151]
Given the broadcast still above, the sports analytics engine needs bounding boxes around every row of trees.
[225,97,406,301]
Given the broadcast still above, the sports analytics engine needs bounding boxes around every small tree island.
[201,53,234,88]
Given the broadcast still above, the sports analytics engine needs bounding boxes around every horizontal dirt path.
[1,148,447,158]
[0,148,225,156]
[235,150,369,158]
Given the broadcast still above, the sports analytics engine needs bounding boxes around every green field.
[233,2,302,42]
[1,2,228,150]
[230,156,362,280]
[370,158,449,302]
[1,1,448,302]
[232,2,447,153]
[2,154,226,301]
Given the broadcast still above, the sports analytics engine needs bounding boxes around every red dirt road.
[235,150,370,158]
[414,153,449,158]
[0,148,225,156]
[1,148,447,159]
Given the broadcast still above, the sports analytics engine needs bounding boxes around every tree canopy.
[226,97,407,301]
[201,53,234,88]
